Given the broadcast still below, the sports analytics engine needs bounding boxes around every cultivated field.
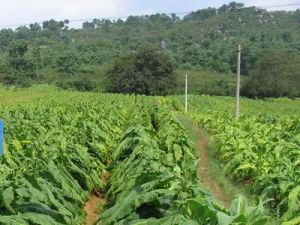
[0,87,299,225]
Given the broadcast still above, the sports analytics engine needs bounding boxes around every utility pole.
[0,120,3,156]
[161,40,167,52]
[185,73,188,113]
[235,44,241,119]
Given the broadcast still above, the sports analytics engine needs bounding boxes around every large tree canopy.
[242,53,300,98]
[3,40,36,87]
[108,48,177,95]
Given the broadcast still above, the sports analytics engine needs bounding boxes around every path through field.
[195,126,230,207]
[84,191,106,225]
[176,114,230,207]
[83,113,230,225]
[84,170,109,225]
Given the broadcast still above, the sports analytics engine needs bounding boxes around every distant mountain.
[0,2,299,86]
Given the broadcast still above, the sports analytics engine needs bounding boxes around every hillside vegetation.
[0,2,299,96]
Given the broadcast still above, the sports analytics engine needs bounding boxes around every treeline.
[0,2,299,97]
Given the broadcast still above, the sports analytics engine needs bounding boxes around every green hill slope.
[0,2,299,94]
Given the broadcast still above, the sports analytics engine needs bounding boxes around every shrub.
[108,47,177,95]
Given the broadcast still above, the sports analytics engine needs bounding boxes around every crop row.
[180,96,300,224]
[0,96,130,224]
[0,93,269,225]
[97,104,268,224]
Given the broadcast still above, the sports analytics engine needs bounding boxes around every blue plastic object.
[0,120,3,156]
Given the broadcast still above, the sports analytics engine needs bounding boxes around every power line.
[0,3,300,29]
[0,13,186,29]
[262,3,300,9]
[257,50,300,52]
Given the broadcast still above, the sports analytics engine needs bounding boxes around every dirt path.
[194,126,229,207]
[84,191,106,225]
[84,170,109,225]
[176,114,230,207]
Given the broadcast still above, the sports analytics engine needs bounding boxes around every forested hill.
[0,2,300,96]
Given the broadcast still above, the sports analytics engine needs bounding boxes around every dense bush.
[242,53,300,98]
[108,47,177,95]
[55,77,95,91]
[3,40,37,87]
[56,51,81,74]
[3,73,31,87]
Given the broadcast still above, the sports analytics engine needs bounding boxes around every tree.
[4,40,36,86]
[42,19,68,32]
[83,22,95,29]
[15,26,32,39]
[29,23,42,32]
[184,8,217,21]
[171,13,180,23]
[126,16,145,26]
[228,2,244,10]
[0,29,14,50]
[116,19,124,26]
[31,47,42,69]
[8,40,33,73]
[295,9,300,21]
[56,50,81,74]
[219,2,244,12]
[108,47,177,95]
[242,52,300,98]
[9,40,28,58]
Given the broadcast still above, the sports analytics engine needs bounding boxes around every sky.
[0,0,299,28]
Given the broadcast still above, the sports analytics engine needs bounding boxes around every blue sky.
[0,0,299,28]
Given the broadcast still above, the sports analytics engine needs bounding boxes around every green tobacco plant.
[0,91,270,225]
[176,95,300,223]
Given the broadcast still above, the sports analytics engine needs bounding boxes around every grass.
[176,112,256,204]
[38,65,110,92]
[0,84,56,106]
[202,132,256,204]
[175,69,247,96]
[2,67,242,95]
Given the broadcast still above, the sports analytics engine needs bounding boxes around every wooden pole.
[236,44,241,119]
[185,73,188,113]
[0,120,3,156]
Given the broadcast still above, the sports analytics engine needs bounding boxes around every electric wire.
[0,2,299,29]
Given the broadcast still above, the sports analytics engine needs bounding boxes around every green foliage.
[0,92,129,224]
[242,52,300,98]
[97,105,268,224]
[8,40,28,57]
[0,2,300,96]
[42,19,69,33]
[55,77,95,91]
[3,40,37,87]
[3,73,32,87]
[184,7,217,21]
[175,69,237,96]
[56,50,81,74]
[0,88,270,224]
[219,2,245,12]
[109,47,177,95]
[172,95,300,223]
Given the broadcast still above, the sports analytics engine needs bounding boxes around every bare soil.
[84,170,109,225]
[194,126,230,207]
[84,191,106,225]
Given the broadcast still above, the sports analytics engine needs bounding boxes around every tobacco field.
[171,95,300,224]
[0,87,299,225]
